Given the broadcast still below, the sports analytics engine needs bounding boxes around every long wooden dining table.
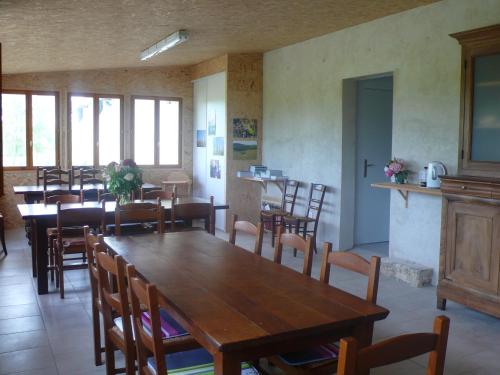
[17,198,229,295]
[13,183,159,203]
[104,231,389,375]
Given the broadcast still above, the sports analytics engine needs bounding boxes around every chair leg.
[270,215,276,248]
[0,218,6,256]
[293,219,300,257]
[58,250,65,299]
[104,336,116,375]
[92,301,103,366]
[49,238,54,282]
[125,346,136,375]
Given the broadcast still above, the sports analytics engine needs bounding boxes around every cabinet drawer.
[441,181,492,198]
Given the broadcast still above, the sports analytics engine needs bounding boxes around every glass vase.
[394,173,406,184]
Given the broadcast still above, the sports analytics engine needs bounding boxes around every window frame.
[67,92,124,167]
[1,89,60,171]
[131,95,182,168]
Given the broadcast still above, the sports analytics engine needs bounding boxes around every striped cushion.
[278,343,339,366]
[147,348,259,374]
[114,309,188,339]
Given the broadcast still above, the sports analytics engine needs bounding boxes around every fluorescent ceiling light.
[140,30,189,61]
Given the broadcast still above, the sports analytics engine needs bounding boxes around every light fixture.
[139,30,189,61]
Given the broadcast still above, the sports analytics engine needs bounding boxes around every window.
[69,93,123,166]
[132,96,181,166]
[1,91,58,168]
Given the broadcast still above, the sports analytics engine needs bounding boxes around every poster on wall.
[196,130,206,147]
[210,159,221,179]
[232,118,257,138]
[208,110,216,135]
[233,140,257,160]
[213,137,224,156]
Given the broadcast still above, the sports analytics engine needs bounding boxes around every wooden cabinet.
[438,175,500,317]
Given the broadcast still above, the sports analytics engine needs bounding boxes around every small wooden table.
[13,183,160,203]
[104,232,389,375]
[18,198,229,295]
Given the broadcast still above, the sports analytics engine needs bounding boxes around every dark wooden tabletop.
[17,197,229,219]
[13,182,158,194]
[104,232,389,356]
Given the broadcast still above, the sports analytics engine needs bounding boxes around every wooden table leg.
[34,219,49,295]
[30,219,37,277]
[214,352,240,375]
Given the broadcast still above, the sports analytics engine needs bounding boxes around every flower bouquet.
[105,159,143,204]
[384,158,409,184]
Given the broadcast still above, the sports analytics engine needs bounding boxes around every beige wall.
[2,66,193,228]
[262,0,500,282]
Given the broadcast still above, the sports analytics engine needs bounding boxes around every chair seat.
[114,309,189,340]
[147,348,259,374]
[107,222,156,236]
[62,237,86,248]
[260,209,289,217]
[278,342,339,366]
[283,215,315,224]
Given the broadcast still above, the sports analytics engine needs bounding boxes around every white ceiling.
[0,0,437,74]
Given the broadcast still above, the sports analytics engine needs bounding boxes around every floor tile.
[0,329,50,354]
[0,346,55,374]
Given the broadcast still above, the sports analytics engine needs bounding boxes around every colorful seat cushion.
[278,342,339,366]
[114,309,188,339]
[147,348,259,374]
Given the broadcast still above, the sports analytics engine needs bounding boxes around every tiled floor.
[0,228,499,374]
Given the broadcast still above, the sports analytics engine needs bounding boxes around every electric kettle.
[426,161,447,188]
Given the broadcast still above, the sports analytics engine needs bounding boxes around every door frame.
[339,72,394,250]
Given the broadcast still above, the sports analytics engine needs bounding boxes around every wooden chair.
[114,199,164,236]
[83,226,105,366]
[140,188,172,201]
[171,196,214,234]
[126,264,257,375]
[36,165,58,186]
[268,244,381,374]
[54,201,105,298]
[273,226,313,276]
[44,191,83,283]
[337,316,450,375]
[96,252,136,375]
[71,165,94,185]
[43,168,70,190]
[0,213,6,256]
[260,179,299,247]
[79,167,104,188]
[229,214,264,256]
[284,183,327,254]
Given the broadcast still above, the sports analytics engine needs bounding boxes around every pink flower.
[389,162,402,173]
[122,159,137,168]
[384,166,394,177]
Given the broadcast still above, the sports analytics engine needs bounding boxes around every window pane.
[71,96,94,166]
[32,95,56,166]
[159,100,180,165]
[471,53,500,162]
[134,99,155,165]
[98,98,121,165]
[2,93,27,167]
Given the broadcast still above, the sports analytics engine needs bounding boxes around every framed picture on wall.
[196,130,206,147]
[213,137,224,156]
[208,109,216,135]
[210,159,221,179]
[233,140,257,160]
[233,118,257,138]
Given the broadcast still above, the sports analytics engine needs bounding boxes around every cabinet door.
[445,200,500,294]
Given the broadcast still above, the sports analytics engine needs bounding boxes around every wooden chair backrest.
[71,165,93,183]
[305,183,327,221]
[141,188,171,201]
[96,252,133,349]
[97,190,116,202]
[43,168,70,189]
[320,242,381,304]
[79,168,103,189]
[44,190,82,204]
[281,179,300,214]
[229,214,264,255]
[83,226,104,300]
[274,226,313,276]
[114,199,164,236]
[36,166,58,186]
[127,264,167,374]
[171,196,214,234]
[56,201,105,234]
[337,316,450,375]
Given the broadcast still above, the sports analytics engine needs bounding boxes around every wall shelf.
[371,182,442,208]
[238,176,287,193]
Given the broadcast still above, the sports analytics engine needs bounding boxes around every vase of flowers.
[105,159,143,204]
[384,157,409,184]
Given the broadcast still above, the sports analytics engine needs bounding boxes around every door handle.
[363,159,375,178]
